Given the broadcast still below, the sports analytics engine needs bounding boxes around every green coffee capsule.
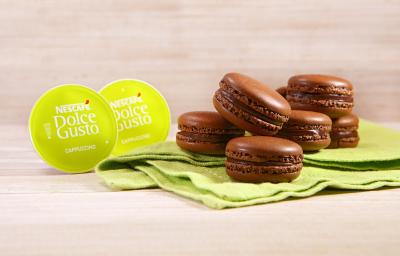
[29,84,117,173]
[99,79,170,156]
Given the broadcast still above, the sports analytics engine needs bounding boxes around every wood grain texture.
[1,1,400,253]
[1,190,400,256]
[0,0,400,124]
[1,123,400,255]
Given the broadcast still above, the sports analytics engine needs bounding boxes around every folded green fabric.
[303,120,400,170]
[96,120,400,209]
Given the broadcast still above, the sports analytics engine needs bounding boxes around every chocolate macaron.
[277,110,332,151]
[287,74,354,118]
[276,86,287,98]
[213,73,291,135]
[225,136,303,183]
[176,111,244,155]
[329,114,360,148]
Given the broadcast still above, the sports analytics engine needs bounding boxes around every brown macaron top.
[286,74,354,118]
[332,114,359,128]
[178,111,243,134]
[329,114,360,148]
[278,110,332,151]
[286,110,332,126]
[276,86,287,98]
[220,73,291,117]
[288,74,353,92]
[226,136,303,163]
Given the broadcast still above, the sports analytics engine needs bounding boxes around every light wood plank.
[1,189,400,255]
[1,0,400,124]
[0,123,400,255]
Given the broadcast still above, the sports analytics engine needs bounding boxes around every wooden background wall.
[1,0,400,124]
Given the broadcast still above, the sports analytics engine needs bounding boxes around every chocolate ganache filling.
[177,131,239,143]
[226,158,300,167]
[331,130,358,139]
[288,92,353,103]
[279,126,330,140]
[217,88,283,126]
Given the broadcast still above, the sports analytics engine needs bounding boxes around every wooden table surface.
[1,123,400,256]
[2,1,400,255]
[2,0,400,124]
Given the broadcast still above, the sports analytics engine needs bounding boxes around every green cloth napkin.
[303,120,400,170]
[96,120,400,209]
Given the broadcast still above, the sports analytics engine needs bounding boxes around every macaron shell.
[287,110,332,126]
[225,161,302,183]
[328,114,360,148]
[178,111,242,133]
[225,136,303,163]
[287,74,353,118]
[289,100,352,118]
[277,110,332,151]
[225,136,303,183]
[213,95,282,135]
[176,111,244,155]
[328,136,359,148]
[176,135,226,155]
[288,74,353,90]
[222,73,291,116]
[295,138,331,151]
[332,114,359,128]
[276,86,287,98]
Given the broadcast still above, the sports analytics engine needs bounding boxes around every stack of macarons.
[176,72,360,183]
[284,74,359,149]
